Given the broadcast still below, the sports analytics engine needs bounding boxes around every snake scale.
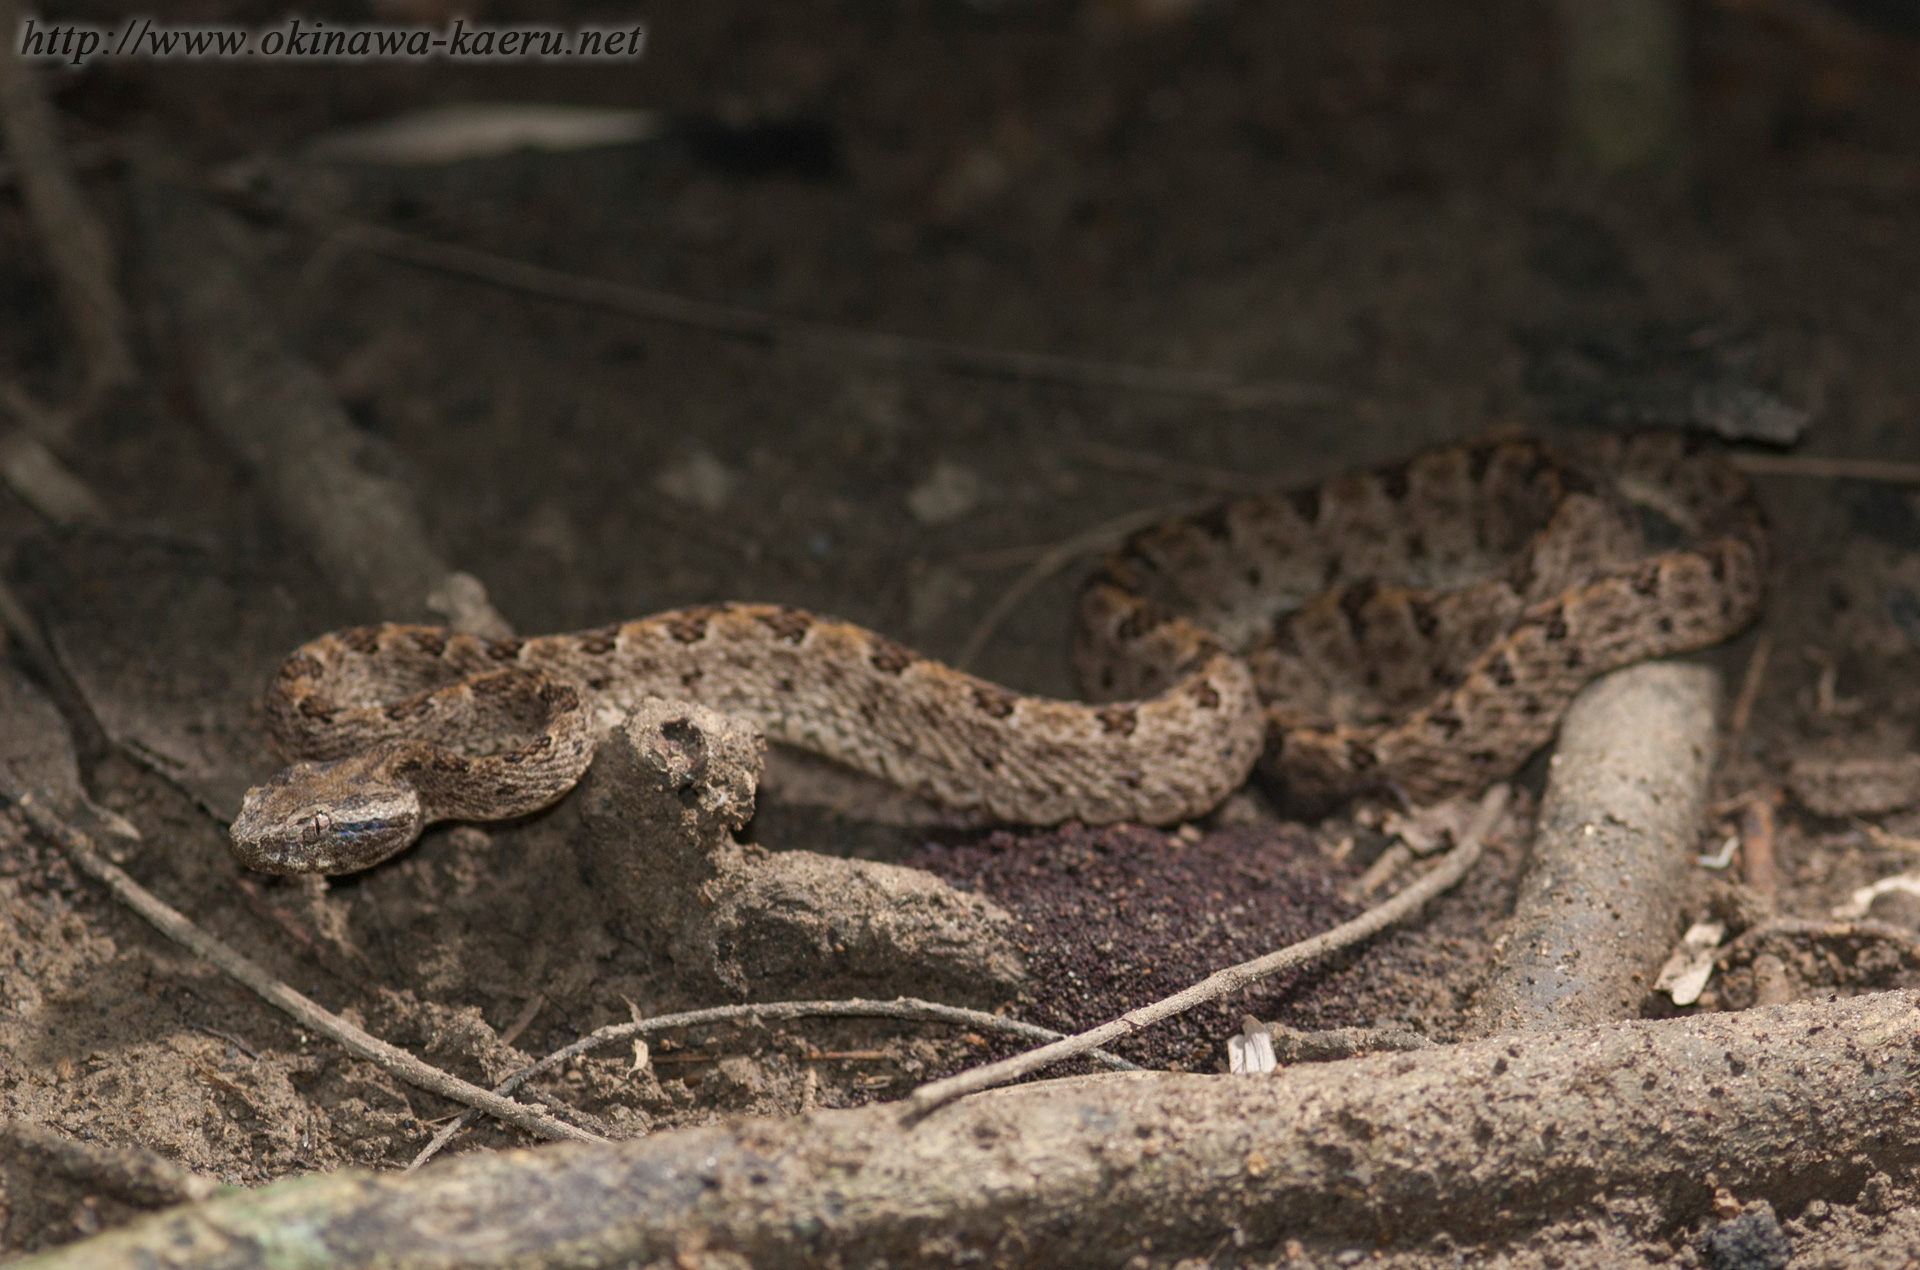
[231,432,1765,874]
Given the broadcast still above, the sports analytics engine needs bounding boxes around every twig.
[1727,632,1772,745]
[0,571,62,675]
[901,784,1510,1118]
[1720,915,1920,961]
[1055,437,1282,494]
[498,991,548,1049]
[0,572,114,765]
[284,214,1332,406]
[1473,663,1719,1036]
[1803,644,1862,716]
[0,428,107,525]
[186,1023,261,1060]
[0,0,135,419]
[953,497,1213,671]
[1730,453,1920,484]
[0,0,133,525]
[0,771,602,1146]
[408,997,1142,1170]
[1739,789,1782,905]
[1072,447,1920,495]
[1344,840,1414,902]
[1855,818,1920,854]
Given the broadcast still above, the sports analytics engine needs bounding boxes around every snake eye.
[303,810,332,842]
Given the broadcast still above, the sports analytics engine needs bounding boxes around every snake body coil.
[232,432,1764,874]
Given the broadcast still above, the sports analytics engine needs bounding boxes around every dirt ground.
[6,0,1920,1265]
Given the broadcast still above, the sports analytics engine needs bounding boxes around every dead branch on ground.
[1731,452,1920,483]
[1727,631,1772,746]
[34,990,1920,1268]
[1471,663,1720,1034]
[1739,790,1783,905]
[952,497,1213,670]
[410,996,1143,1171]
[232,196,1332,406]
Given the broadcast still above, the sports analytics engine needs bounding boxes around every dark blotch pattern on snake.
[231,432,1763,874]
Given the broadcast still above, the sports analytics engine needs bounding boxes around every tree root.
[29,989,1920,1269]
[1472,662,1720,1034]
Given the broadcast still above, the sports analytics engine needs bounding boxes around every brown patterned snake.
[231,431,1765,875]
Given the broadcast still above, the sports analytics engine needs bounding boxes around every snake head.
[229,755,424,875]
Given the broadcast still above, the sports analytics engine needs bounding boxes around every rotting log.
[1471,661,1720,1034]
[130,161,509,638]
[28,990,1920,1269]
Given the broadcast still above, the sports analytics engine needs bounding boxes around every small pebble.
[1705,1203,1792,1270]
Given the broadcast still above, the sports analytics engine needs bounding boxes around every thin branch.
[0,0,135,419]
[1721,915,1920,958]
[950,439,1307,667]
[0,427,108,525]
[0,572,115,766]
[497,990,547,1049]
[1055,437,1282,494]
[1730,453,1920,483]
[1070,439,1920,491]
[902,784,1510,1117]
[409,997,1141,1170]
[1738,790,1782,905]
[0,772,602,1147]
[1727,632,1772,745]
[284,214,1332,406]
[953,497,1213,671]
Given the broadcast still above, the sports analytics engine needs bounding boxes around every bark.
[29,990,1920,1269]
[1472,661,1720,1034]
[577,699,1028,1006]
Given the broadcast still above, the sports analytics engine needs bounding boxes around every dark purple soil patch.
[913,821,1360,1071]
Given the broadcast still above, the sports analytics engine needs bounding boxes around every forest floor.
[6,0,1920,1265]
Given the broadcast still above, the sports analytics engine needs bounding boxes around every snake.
[230,431,1765,875]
